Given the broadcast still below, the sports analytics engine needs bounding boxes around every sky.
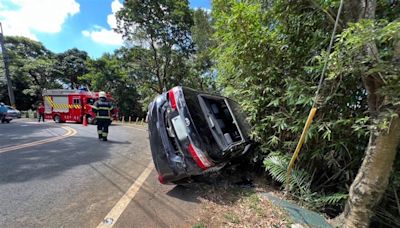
[0,0,211,59]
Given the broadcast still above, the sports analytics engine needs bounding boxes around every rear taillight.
[168,87,179,110]
[158,175,165,184]
[188,143,213,170]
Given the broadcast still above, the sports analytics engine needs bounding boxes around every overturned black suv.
[148,86,252,184]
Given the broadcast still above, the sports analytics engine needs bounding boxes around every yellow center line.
[97,161,154,228]
[0,126,77,154]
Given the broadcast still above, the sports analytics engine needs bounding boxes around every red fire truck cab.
[43,89,118,124]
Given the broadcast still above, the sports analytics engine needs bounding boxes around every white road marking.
[97,161,154,228]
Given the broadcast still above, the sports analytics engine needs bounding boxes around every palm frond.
[314,193,348,206]
[263,154,288,183]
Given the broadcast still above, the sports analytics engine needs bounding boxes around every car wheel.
[54,115,61,123]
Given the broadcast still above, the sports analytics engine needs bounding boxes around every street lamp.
[0,22,15,107]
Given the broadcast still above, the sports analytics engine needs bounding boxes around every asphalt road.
[0,119,201,228]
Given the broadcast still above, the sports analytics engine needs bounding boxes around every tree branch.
[308,0,343,31]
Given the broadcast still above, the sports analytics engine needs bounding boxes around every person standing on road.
[0,103,7,123]
[92,91,114,141]
[37,102,45,122]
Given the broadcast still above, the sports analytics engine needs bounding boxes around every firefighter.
[93,91,114,141]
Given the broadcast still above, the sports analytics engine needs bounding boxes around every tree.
[55,48,89,89]
[80,50,144,118]
[115,0,194,94]
[329,1,400,227]
[212,0,364,204]
[189,8,216,91]
[212,0,400,226]
[0,36,60,109]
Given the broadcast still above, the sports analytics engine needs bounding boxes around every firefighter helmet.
[99,91,106,98]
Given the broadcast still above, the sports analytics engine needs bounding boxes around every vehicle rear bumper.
[148,94,204,184]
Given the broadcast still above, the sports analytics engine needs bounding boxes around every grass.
[192,223,206,228]
[223,212,241,224]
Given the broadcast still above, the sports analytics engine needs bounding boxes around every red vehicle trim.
[168,89,177,110]
[158,175,165,184]
[188,143,212,170]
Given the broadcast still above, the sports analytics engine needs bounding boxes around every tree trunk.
[330,1,400,227]
[343,117,400,227]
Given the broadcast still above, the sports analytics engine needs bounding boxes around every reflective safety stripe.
[44,96,82,109]
[68,104,81,109]
[96,116,111,119]
[97,107,112,110]
[98,130,103,134]
[102,132,108,137]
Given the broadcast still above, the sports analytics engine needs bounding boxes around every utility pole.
[0,22,15,107]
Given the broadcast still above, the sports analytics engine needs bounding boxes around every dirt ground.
[189,171,293,228]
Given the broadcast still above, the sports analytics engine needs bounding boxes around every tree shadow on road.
[0,123,65,146]
[107,140,131,145]
[0,136,113,184]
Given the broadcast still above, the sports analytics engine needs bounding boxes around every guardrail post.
[136,117,139,123]
[129,116,131,124]
[122,116,125,124]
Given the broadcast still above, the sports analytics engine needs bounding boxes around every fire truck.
[42,89,118,124]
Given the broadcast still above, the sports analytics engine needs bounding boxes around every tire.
[54,115,61,123]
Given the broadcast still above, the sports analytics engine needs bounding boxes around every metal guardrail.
[115,116,148,126]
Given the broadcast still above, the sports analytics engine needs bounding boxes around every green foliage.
[116,0,194,53]
[212,0,399,221]
[190,9,217,92]
[1,36,61,109]
[329,19,400,110]
[55,48,89,88]
[116,0,195,95]
[264,154,348,211]
[115,1,217,106]
[2,3,218,113]
[80,51,144,118]
[212,0,366,202]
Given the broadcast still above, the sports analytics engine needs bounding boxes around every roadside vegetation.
[1,0,399,227]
